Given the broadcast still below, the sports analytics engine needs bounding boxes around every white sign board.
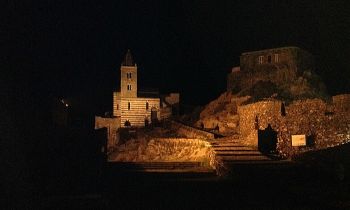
[292,135,306,146]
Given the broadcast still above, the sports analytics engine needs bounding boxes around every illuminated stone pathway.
[210,136,273,164]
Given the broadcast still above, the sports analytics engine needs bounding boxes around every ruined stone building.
[227,46,325,99]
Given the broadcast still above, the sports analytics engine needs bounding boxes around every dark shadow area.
[306,134,316,147]
[258,124,278,154]
[281,102,286,116]
[119,127,138,143]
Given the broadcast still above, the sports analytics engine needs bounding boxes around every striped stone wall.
[113,92,121,117]
[119,97,160,127]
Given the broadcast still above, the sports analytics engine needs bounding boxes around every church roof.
[122,49,135,66]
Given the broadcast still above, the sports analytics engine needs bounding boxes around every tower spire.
[122,49,135,66]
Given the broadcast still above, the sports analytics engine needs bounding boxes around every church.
[96,49,179,130]
[113,50,159,127]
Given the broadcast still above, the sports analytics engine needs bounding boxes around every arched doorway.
[151,107,158,124]
[258,124,277,154]
[144,117,149,127]
[124,120,131,127]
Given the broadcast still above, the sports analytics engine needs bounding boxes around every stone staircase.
[209,136,283,173]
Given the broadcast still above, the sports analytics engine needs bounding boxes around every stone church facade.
[113,50,161,127]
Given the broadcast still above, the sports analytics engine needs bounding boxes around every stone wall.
[170,121,215,139]
[160,106,172,120]
[333,94,350,112]
[118,97,160,127]
[110,138,216,168]
[95,116,120,152]
[238,96,350,158]
[238,100,283,147]
[239,46,313,74]
[279,98,350,157]
[227,67,242,93]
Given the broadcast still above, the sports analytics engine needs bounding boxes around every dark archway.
[124,120,131,127]
[172,106,179,116]
[258,124,277,154]
[144,118,149,127]
[151,107,158,124]
[254,115,259,130]
[281,103,286,116]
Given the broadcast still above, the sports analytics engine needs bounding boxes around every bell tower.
[120,49,137,98]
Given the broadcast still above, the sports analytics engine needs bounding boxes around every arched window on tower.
[146,102,149,110]
[128,102,130,110]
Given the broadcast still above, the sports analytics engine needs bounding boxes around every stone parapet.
[170,121,215,139]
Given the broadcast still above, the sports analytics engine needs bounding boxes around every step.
[210,140,241,144]
[219,155,271,161]
[217,135,240,139]
[141,168,216,173]
[212,146,256,151]
[214,150,262,155]
[222,160,293,166]
[107,162,208,171]
[210,142,241,146]
[210,138,240,142]
[210,142,241,145]
[137,163,202,168]
[212,144,243,147]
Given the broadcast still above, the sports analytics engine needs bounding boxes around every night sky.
[6,0,350,114]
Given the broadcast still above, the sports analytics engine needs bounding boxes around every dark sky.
[6,0,350,114]
[2,1,350,201]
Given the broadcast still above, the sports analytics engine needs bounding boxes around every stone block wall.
[239,47,312,74]
[110,138,216,168]
[333,94,350,112]
[238,97,350,158]
[279,98,350,157]
[238,100,283,147]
